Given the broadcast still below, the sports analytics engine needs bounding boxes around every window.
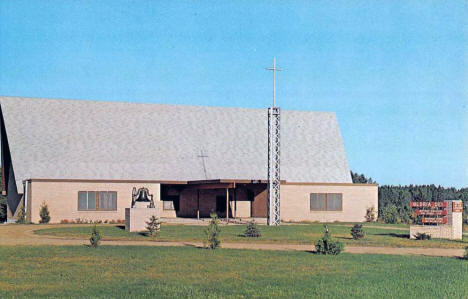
[310,193,326,211]
[326,193,342,211]
[163,195,179,211]
[310,193,342,211]
[78,191,117,211]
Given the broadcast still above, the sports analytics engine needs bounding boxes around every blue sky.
[0,1,467,187]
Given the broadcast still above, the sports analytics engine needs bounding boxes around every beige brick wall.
[280,183,378,222]
[28,181,161,223]
[27,181,379,223]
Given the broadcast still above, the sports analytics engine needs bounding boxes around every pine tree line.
[351,171,468,223]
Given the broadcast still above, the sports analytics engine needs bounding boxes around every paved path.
[0,224,465,258]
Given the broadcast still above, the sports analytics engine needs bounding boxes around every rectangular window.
[163,195,179,211]
[78,191,117,211]
[310,193,326,211]
[326,193,342,211]
[310,193,343,211]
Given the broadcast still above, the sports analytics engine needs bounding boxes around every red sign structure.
[410,201,447,208]
[422,217,447,224]
[410,201,447,226]
[416,209,447,216]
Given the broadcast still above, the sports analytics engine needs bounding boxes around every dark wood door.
[216,195,226,217]
[251,188,268,217]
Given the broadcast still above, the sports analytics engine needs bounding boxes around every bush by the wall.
[350,224,365,240]
[382,205,399,224]
[16,206,26,224]
[365,206,377,222]
[204,213,221,249]
[0,196,7,223]
[146,216,161,237]
[243,220,261,238]
[414,232,432,240]
[39,202,50,224]
[89,225,101,248]
[464,247,468,260]
[315,225,344,255]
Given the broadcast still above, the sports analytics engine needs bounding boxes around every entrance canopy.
[161,179,282,222]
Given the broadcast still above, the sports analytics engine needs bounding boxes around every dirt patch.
[0,224,464,258]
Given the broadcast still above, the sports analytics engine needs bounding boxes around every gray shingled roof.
[0,96,351,192]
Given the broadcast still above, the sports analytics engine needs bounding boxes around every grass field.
[35,223,468,249]
[0,246,466,298]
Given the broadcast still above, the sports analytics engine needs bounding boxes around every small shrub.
[350,224,365,240]
[464,247,468,260]
[204,213,221,249]
[414,232,432,240]
[365,206,377,222]
[315,225,344,255]
[16,206,26,224]
[89,225,101,248]
[116,219,125,224]
[0,196,7,222]
[244,220,261,238]
[146,216,161,237]
[381,205,399,224]
[60,219,70,224]
[39,202,50,224]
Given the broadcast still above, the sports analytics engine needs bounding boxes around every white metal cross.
[266,57,281,107]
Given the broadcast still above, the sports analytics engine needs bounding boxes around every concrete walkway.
[0,224,465,258]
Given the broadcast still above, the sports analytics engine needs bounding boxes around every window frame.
[77,191,118,211]
[310,193,343,212]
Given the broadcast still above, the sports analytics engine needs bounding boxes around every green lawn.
[35,223,468,249]
[0,246,466,298]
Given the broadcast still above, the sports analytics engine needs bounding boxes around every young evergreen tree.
[145,215,161,237]
[243,220,261,237]
[39,202,50,224]
[89,225,101,248]
[204,213,221,249]
[315,225,344,255]
[350,224,365,240]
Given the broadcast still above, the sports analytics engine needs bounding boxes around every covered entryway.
[161,179,268,222]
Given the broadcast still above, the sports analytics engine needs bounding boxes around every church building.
[0,96,377,223]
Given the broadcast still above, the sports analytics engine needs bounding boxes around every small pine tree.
[350,224,365,240]
[16,206,26,224]
[146,216,161,237]
[39,202,50,224]
[204,213,221,249]
[315,225,344,255]
[89,225,101,248]
[244,220,261,237]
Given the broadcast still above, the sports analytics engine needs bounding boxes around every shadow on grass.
[116,225,125,230]
[375,233,409,239]
[336,236,353,240]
